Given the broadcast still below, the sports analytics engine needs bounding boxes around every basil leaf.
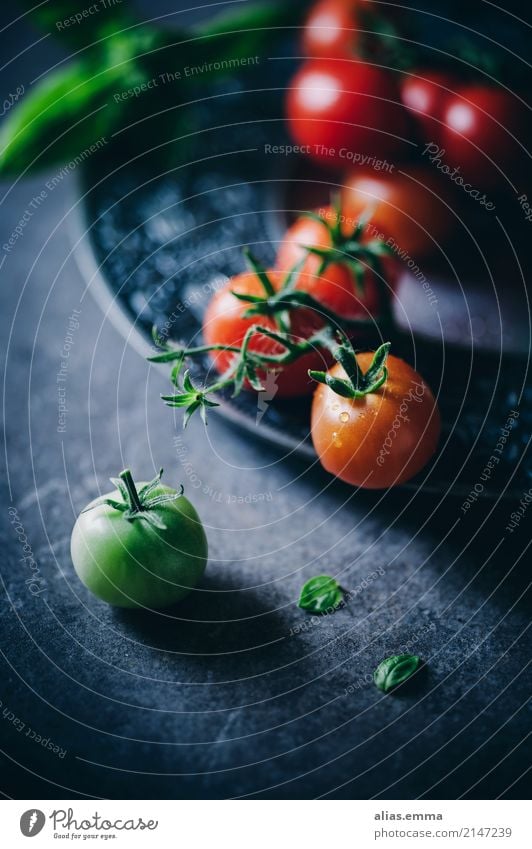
[298,575,344,614]
[1,2,305,178]
[0,27,160,176]
[373,654,421,693]
[0,59,122,176]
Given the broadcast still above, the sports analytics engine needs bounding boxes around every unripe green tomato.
[70,470,208,609]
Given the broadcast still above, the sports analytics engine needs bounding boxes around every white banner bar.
[0,799,528,848]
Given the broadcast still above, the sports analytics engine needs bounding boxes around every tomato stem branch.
[119,469,143,513]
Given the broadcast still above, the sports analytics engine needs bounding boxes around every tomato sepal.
[310,337,391,398]
[81,468,185,530]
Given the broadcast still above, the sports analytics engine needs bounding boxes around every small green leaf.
[324,375,356,398]
[364,342,391,386]
[308,369,328,386]
[161,392,196,407]
[347,259,366,296]
[144,488,184,508]
[151,325,165,348]
[231,362,247,398]
[137,469,164,500]
[334,339,364,388]
[109,476,129,504]
[231,291,266,305]
[199,401,209,426]
[298,575,345,614]
[170,358,186,387]
[183,399,202,428]
[330,191,343,241]
[147,350,186,364]
[373,654,422,693]
[182,370,196,394]
[246,365,266,393]
[279,257,307,294]
[243,249,276,297]
[365,239,393,257]
[301,210,328,226]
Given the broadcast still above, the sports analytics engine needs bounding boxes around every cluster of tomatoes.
[204,202,389,398]
[70,3,529,612]
[194,199,441,490]
[285,0,529,258]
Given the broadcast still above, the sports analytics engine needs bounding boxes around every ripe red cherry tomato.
[276,204,395,318]
[202,270,329,397]
[439,86,528,189]
[310,347,441,488]
[286,59,411,168]
[341,167,455,258]
[302,0,370,59]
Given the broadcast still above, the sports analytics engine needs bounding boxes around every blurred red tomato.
[286,59,411,167]
[276,205,393,320]
[341,167,455,257]
[439,86,528,189]
[402,73,529,190]
[302,0,372,59]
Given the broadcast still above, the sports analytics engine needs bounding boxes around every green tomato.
[70,468,208,609]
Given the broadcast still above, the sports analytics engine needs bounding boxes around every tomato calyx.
[303,197,393,296]
[163,368,222,427]
[230,248,382,333]
[236,239,389,327]
[309,335,390,398]
[230,249,304,334]
[82,468,184,529]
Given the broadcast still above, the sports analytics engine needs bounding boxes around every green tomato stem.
[119,469,143,513]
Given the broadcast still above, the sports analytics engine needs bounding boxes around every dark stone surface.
[0,176,530,800]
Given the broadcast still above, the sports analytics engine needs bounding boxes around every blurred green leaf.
[2,0,305,176]
[1,60,116,175]
[0,26,163,175]
[16,0,133,50]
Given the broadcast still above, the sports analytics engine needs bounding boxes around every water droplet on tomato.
[339,411,349,423]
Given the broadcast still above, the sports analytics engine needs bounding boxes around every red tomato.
[286,59,411,167]
[202,270,329,397]
[311,352,441,488]
[302,0,368,59]
[341,167,455,257]
[400,71,455,143]
[439,86,528,189]
[276,205,395,318]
